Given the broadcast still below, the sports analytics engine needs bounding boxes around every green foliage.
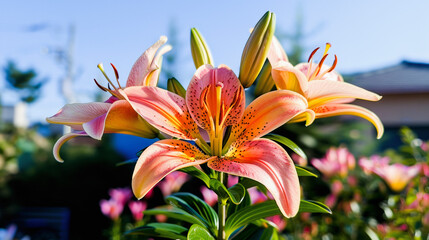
[125,222,187,239]
[187,224,216,240]
[3,61,46,103]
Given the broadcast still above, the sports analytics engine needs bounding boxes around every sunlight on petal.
[209,138,300,217]
[313,103,384,139]
[272,62,308,95]
[53,132,88,163]
[46,102,111,125]
[132,139,213,199]
[121,87,200,140]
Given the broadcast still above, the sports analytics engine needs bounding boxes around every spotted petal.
[186,64,245,130]
[121,87,200,140]
[226,90,309,148]
[132,139,214,199]
[311,103,384,139]
[208,138,300,217]
[126,36,172,87]
[306,80,382,108]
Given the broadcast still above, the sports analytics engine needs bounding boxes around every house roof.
[348,61,429,94]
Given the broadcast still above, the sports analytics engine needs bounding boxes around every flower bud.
[254,59,275,96]
[190,28,214,69]
[239,11,276,88]
[167,77,186,98]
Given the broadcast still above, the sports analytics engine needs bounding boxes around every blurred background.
[1,1,428,239]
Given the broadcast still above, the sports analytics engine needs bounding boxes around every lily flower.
[311,146,355,178]
[269,42,384,139]
[46,37,172,162]
[372,163,421,192]
[122,64,312,217]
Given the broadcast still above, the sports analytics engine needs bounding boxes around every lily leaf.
[296,166,318,177]
[263,133,307,160]
[299,200,332,214]
[124,222,187,240]
[165,193,218,235]
[228,189,251,217]
[143,207,206,227]
[180,166,211,187]
[230,223,279,240]
[209,179,246,205]
[239,178,268,195]
[115,158,138,167]
[187,224,215,240]
[225,200,281,237]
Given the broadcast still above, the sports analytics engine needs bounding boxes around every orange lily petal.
[208,138,300,217]
[306,80,382,108]
[46,102,111,125]
[126,36,172,87]
[271,61,308,95]
[227,90,308,147]
[121,87,200,140]
[53,132,87,162]
[312,103,384,139]
[132,139,213,199]
[186,64,245,130]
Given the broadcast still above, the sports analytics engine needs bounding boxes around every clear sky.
[1,0,429,123]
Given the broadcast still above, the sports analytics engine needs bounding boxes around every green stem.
[217,172,226,240]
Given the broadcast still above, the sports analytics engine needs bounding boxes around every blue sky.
[1,0,429,123]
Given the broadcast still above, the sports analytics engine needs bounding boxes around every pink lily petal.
[121,87,200,140]
[311,103,384,139]
[186,64,245,130]
[46,102,111,125]
[126,36,172,87]
[208,138,300,218]
[306,80,382,107]
[271,61,308,95]
[53,132,87,162]
[227,90,309,147]
[82,100,158,140]
[132,139,214,199]
[267,35,288,65]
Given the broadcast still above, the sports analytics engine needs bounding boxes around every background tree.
[3,61,46,104]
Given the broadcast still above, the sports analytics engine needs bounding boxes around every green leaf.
[239,178,268,195]
[227,189,251,217]
[263,133,307,160]
[299,200,332,214]
[166,193,218,235]
[115,158,138,167]
[230,224,279,240]
[209,179,246,204]
[187,224,215,240]
[180,166,211,187]
[143,207,206,227]
[225,200,281,237]
[125,222,187,240]
[295,166,318,177]
[228,183,246,205]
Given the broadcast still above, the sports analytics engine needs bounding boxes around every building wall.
[355,92,429,126]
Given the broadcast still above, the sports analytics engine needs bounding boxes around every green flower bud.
[239,11,276,88]
[190,28,214,69]
[254,60,275,97]
[167,77,186,98]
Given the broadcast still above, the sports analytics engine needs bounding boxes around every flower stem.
[218,172,226,240]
